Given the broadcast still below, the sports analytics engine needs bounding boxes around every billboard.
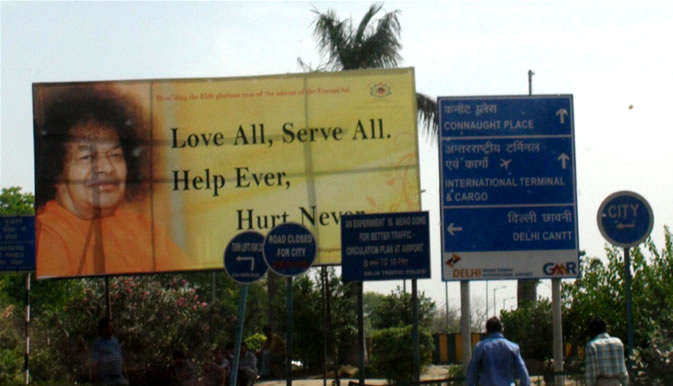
[33,69,420,278]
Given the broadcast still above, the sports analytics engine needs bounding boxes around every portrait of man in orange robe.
[34,84,187,278]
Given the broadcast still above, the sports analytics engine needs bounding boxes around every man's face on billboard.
[56,122,127,219]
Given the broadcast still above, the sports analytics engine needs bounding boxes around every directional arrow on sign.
[447,223,463,236]
[236,256,255,271]
[556,108,568,124]
[557,153,570,169]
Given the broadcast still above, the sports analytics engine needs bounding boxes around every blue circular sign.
[597,191,654,248]
[224,232,268,284]
[263,223,316,277]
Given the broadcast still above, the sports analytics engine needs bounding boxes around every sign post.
[0,216,35,272]
[1,215,36,385]
[597,191,654,371]
[224,231,267,386]
[341,212,430,383]
[264,223,316,386]
[438,96,578,378]
[438,95,579,280]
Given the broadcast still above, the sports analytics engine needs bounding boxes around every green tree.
[301,6,438,365]
[500,299,553,361]
[367,286,435,330]
[562,227,673,382]
[303,2,437,134]
[369,325,433,384]
[0,186,34,215]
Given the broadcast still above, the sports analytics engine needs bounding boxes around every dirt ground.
[255,365,453,386]
[255,365,580,385]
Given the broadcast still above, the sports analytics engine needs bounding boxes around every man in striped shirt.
[585,319,629,386]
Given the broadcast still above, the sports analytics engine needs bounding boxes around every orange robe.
[36,201,188,278]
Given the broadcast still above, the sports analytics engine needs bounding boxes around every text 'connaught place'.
[443,119,535,131]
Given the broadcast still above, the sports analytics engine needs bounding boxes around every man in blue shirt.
[466,317,530,386]
[90,317,129,385]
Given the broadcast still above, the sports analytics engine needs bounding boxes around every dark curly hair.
[34,84,149,208]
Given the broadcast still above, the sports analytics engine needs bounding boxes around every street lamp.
[493,286,506,317]
[503,296,516,311]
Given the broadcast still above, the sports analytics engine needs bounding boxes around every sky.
[2,1,673,319]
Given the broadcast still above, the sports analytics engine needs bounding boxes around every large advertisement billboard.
[33,69,421,278]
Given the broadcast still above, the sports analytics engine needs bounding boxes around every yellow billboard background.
[34,69,420,277]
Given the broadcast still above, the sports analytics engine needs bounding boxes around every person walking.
[465,317,530,386]
[584,319,629,386]
[90,317,129,386]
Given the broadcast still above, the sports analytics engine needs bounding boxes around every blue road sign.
[0,216,35,272]
[224,231,268,284]
[597,191,654,248]
[263,223,316,277]
[341,212,430,282]
[438,95,579,281]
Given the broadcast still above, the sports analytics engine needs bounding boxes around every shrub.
[245,332,266,352]
[370,325,433,384]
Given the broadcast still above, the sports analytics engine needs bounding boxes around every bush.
[245,332,266,352]
[370,325,433,384]
[0,305,24,384]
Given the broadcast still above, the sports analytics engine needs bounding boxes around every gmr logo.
[543,262,577,276]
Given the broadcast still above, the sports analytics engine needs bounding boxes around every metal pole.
[485,281,489,321]
[286,277,293,386]
[212,272,216,303]
[624,247,634,371]
[444,282,449,328]
[104,277,111,319]
[412,279,420,383]
[357,281,365,385]
[528,70,535,95]
[229,285,248,386]
[321,267,328,386]
[24,272,30,385]
[492,286,505,318]
[552,279,564,386]
[460,281,471,376]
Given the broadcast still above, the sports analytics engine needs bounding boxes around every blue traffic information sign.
[263,223,316,277]
[439,96,579,281]
[597,191,654,248]
[224,231,268,284]
[0,216,35,272]
[341,212,430,282]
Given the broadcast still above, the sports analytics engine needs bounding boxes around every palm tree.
[299,3,438,135]
[304,3,538,308]
[296,4,440,368]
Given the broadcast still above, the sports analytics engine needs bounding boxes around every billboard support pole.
[357,281,365,385]
[211,272,216,303]
[460,281,471,376]
[230,285,248,386]
[104,277,111,319]
[412,279,420,383]
[24,272,30,385]
[286,277,293,386]
[552,279,564,386]
[321,267,328,386]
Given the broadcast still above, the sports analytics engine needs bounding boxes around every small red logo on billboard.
[370,82,391,98]
[445,253,461,267]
